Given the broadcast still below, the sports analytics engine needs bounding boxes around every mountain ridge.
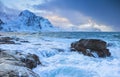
[0,10,58,32]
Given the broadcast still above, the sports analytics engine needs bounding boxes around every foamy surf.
[0,32,120,77]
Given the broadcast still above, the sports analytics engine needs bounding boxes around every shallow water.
[0,32,120,77]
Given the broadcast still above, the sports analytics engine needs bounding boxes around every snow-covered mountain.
[0,10,59,32]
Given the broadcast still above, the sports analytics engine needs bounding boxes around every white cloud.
[93,23,113,31]
[71,20,114,32]
[35,10,113,32]
[1,0,43,10]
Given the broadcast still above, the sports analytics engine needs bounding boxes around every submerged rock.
[0,36,30,44]
[20,40,30,43]
[71,39,111,58]
[0,49,40,77]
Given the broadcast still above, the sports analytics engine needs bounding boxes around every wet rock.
[107,43,115,47]
[0,41,15,44]
[0,37,15,44]
[52,48,64,52]
[0,36,30,44]
[0,64,39,77]
[0,70,23,77]
[13,37,30,43]
[0,49,40,77]
[20,53,41,69]
[20,40,30,43]
[10,50,41,69]
[0,37,13,41]
[71,39,111,58]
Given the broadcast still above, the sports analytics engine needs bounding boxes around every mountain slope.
[0,19,4,30]
[0,1,19,23]
[1,10,58,32]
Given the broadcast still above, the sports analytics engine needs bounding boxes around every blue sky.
[1,0,120,31]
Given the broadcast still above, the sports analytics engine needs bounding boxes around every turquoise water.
[39,32,120,47]
[39,32,120,39]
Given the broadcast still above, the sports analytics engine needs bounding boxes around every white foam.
[0,32,120,77]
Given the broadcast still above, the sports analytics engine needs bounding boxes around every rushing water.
[0,32,120,77]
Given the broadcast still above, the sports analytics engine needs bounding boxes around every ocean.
[0,32,120,77]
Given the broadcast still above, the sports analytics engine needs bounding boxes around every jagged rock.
[0,64,39,77]
[0,19,4,25]
[71,39,111,58]
[20,53,41,69]
[0,49,40,77]
[7,50,41,69]
[0,19,4,30]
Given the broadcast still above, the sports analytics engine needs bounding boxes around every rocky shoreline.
[0,49,41,77]
[0,35,41,77]
[0,34,112,77]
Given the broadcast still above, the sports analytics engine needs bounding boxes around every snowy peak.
[18,10,41,27]
[19,10,36,18]
[17,10,53,28]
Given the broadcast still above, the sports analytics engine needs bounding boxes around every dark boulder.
[71,39,111,58]
[21,53,41,69]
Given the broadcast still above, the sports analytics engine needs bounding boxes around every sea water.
[0,32,120,77]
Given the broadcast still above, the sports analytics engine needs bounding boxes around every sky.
[0,0,120,31]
